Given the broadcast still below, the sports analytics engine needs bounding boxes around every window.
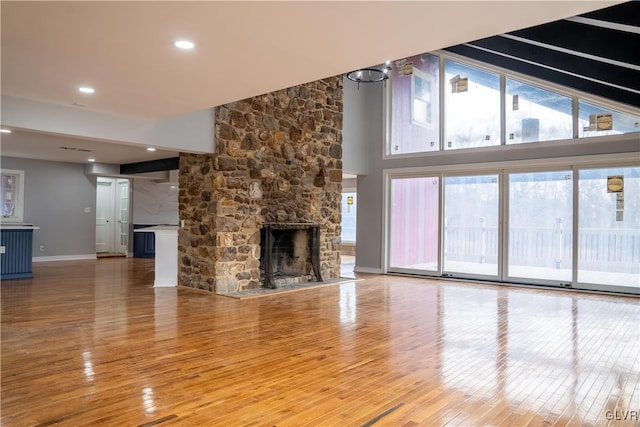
[389,176,439,271]
[411,68,433,128]
[387,52,639,157]
[577,166,639,291]
[507,171,573,282]
[443,174,499,277]
[1,169,25,223]
[578,100,640,138]
[444,60,500,150]
[341,192,357,243]
[505,79,573,144]
[386,162,639,294]
[389,54,440,155]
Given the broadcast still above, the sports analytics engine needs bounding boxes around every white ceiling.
[0,1,619,165]
[0,129,178,165]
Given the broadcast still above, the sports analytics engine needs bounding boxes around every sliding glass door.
[443,174,500,279]
[386,163,638,295]
[506,171,573,284]
[389,176,440,273]
[577,166,639,293]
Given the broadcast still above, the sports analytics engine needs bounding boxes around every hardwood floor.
[1,258,639,426]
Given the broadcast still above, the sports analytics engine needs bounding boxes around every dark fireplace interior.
[259,224,322,289]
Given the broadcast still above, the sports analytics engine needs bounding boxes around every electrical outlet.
[84,207,91,213]
[39,245,45,252]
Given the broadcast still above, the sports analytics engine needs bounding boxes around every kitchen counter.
[1,224,40,279]
[1,223,40,230]
[133,225,178,233]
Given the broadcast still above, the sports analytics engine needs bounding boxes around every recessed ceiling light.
[173,40,195,50]
[79,87,95,94]
[88,158,96,162]
[146,147,156,152]
[0,129,11,134]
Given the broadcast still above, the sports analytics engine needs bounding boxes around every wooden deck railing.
[443,225,639,271]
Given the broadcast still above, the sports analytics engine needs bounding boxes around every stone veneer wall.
[178,76,343,293]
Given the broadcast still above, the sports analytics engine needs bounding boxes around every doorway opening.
[96,177,130,257]
[341,173,357,278]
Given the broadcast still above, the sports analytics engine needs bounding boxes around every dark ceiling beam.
[120,157,179,175]
[510,21,640,66]
[468,37,640,92]
[580,1,640,27]
[567,16,640,34]
[444,44,640,109]
[443,1,640,110]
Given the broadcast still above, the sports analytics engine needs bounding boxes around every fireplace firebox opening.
[259,223,322,289]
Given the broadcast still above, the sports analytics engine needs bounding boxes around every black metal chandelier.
[346,64,391,89]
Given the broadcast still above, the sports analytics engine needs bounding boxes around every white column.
[153,229,178,287]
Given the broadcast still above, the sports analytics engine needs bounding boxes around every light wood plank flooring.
[2,258,639,426]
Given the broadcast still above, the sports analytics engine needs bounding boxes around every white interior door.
[96,179,115,253]
[115,179,130,254]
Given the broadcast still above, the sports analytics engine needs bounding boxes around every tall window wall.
[381,51,638,294]
[387,54,640,156]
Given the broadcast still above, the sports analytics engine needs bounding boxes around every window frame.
[411,67,434,129]
[1,169,26,223]
[383,50,640,160]
[382,153,639,294]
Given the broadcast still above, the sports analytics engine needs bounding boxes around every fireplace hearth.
[260,223,322,289]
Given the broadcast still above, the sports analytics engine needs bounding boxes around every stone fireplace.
[260,223,322,289]
[178,76,342,294]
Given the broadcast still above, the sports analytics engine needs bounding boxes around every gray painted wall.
[343,77,379,176]
[1,156,97,257]
[342,79,385,271]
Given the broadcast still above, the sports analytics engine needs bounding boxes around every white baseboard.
[353,266,384,274]
[33,254,97,263]
[127,252,134,258]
